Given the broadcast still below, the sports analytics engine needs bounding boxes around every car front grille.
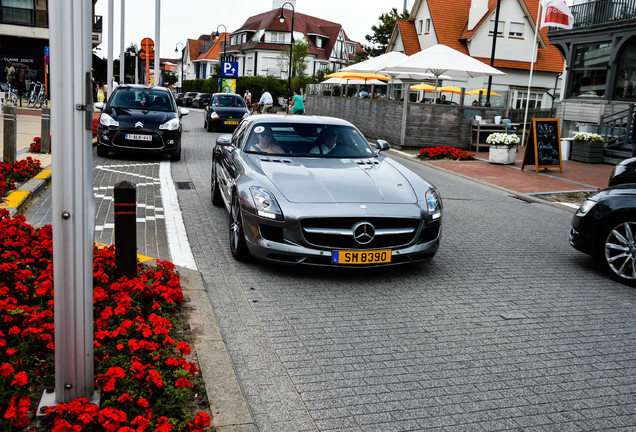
[301,217,421,249]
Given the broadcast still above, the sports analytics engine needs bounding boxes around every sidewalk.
[394,146,614,201]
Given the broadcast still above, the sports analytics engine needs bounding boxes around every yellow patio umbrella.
[410,83,437,91]
[466,88,501,97]
[436,85,463,94]
[325,71,390,82]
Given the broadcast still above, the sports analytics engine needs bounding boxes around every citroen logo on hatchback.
[135,121,144,128]
[353,222,375,245]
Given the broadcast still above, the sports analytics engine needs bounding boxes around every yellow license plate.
[332,249,392,264]
[224,120,239,125]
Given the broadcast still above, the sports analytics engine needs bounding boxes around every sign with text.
[221,61,238,78]
[521,118,563,173]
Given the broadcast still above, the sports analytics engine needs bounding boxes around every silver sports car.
[211,114,442,266]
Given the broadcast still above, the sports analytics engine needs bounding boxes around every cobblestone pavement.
[174,113,636,431]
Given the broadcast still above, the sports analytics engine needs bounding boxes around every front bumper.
[97,126,181,156]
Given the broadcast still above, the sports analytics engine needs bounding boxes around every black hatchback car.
[95,85,189,161]
[203,93,249,132]
[193,93,212,108]
[570,184,636,286]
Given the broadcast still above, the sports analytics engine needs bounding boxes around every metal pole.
[119,0,125,84]
[280,3,295,114]
[486,0,502,106]
[154,0,161,86]
[134,49,139,84]
[48,0,95,403]
[107,0,114,99]
[41,107,51,153]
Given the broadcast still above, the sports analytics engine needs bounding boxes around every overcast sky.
[94,0,408,59]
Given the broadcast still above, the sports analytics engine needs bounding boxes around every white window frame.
[509,22,524,38]
[489,20,505,36]
[418,20,423,34]
[425,19,431,34]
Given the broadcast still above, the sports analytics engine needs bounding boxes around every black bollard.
[114,181,137,277]
[41,107,51,153]
[3,104,17,162]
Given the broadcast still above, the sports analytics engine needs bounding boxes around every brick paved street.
[173,112,636,431]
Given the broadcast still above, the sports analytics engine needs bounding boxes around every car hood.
[252,156,418,204]
[210,106,248,116]
[596,185,636,198]
[108,107,175,127]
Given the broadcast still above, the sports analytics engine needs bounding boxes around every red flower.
[176,341,191,355]
[175,377,191,388]
[0,363,14,377]
[11,370,28,386]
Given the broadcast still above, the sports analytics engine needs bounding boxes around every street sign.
[221,61,238,78]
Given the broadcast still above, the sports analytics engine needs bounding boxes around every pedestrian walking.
[97,81,106,103]
[259,88,273,114]
[244,89,252,105]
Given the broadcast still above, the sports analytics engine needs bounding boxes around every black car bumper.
[570,214,599,257]
[97,126,181,156]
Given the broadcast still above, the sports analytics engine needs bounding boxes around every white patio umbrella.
[380,44,505,147]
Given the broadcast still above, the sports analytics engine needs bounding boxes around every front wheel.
[229,193,250,261]
[601,219,636,286]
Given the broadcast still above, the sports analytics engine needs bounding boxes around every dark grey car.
[211,115,443,266]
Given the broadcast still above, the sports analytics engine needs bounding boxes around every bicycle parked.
[2,82,18,105]
[27,81,47,108]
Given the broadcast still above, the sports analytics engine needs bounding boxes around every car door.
[215,122,249,205]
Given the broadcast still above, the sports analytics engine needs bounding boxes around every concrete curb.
[176,266,257,432]
[0,169,51,217]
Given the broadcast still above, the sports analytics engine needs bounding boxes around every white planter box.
[489,145,517,164]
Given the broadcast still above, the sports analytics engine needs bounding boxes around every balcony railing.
[570,0,636,28]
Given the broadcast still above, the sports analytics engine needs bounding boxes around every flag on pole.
[540,0,574,29]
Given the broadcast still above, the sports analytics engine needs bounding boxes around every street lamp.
[278,2,295,114]
[175,42,185,92]
[216,24,227,92]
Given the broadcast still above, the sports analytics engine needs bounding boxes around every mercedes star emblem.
[353,222,375,245]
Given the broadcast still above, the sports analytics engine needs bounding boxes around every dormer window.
[316,37,323,48]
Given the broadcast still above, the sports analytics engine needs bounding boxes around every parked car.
[608,157,636,186]
[211,115,443,265]
[175,93,184,106]
[95,85,189,161]
[203,93,249,132]
[193,92,212,108]
[570,184,636,286]
[183,92,198,107]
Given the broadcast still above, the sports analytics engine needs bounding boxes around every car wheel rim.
[605,222,636,280]
[230,196,241,251]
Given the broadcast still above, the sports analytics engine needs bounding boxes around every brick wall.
[305,95,506,150]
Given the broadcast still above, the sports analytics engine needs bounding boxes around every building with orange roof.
[387,0,565,109]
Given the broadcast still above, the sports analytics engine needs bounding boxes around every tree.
[364,8,410,58]
[277,39,310,79]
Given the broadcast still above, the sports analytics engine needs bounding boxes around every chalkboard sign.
[521,118,563,173]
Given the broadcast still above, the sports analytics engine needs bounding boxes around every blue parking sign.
[221,61,238,78]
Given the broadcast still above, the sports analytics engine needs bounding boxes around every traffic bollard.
[41,107,51,153]
[114,181,137,277]
[3,104,17,162]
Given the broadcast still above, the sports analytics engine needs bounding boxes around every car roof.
[212,92,243,97]
[115,84,170,93]
[244,114,355,128]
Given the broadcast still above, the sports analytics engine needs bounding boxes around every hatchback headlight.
[99,113,119,127]
[210,112,220,119]
[242,112,250,119]
[250,186,284,221]
[576,199,598,216]
[159,118,180,131]
[425,188,442,220]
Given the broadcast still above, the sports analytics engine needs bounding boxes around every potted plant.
[571,132,604,163]
[486,132,520,164]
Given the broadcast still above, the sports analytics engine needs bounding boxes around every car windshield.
[213,95,246,108]
[244,123,375,158]
[111,88,174,112]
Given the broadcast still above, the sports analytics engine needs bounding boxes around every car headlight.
[250,186,284,221]
[210,112,220,119]
[242,112,250,119]
[99,113,119,127]
[159,118,180,131]
[425,188,442,220]
[576,198,598,216]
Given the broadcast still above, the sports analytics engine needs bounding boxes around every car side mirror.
[179,108,189,116]
[94,102,104,111]
[376,139,390,152]
[216,134,232,146]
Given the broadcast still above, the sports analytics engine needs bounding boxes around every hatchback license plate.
[332,249,391,264]
[125,133,152,141]
[224,120,239,125]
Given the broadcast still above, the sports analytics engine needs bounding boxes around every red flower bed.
[417,146,476,161]
[0,210,211,431]
[0,158,42,202]
[29,137,42,153]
